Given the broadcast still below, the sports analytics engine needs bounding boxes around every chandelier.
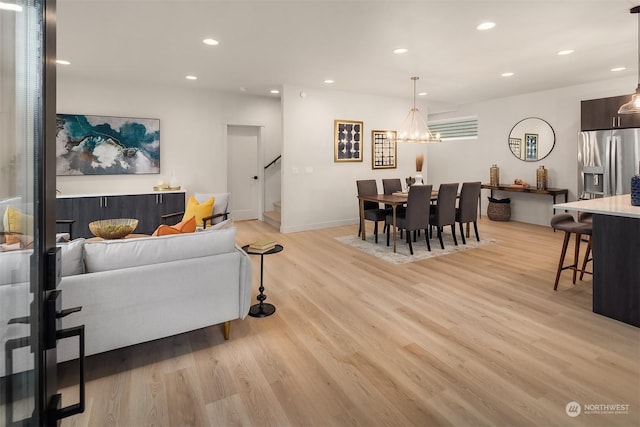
[618,6,640,114]
[392,76,441,143]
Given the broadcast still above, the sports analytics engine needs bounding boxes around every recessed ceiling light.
[418,92,428,96]
[202,38,219,46]
[476,22,496,31]
[557,49,575,56]
[611,67,627,72]
[270,89,280,94]
[0,2,22,11]
[56,60,71,65]
[185,75,197,80]
[501,72,514,77]
[393,48,408,54]
[323,79,334,84]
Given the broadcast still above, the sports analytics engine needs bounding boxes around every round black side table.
[241,244,283,317]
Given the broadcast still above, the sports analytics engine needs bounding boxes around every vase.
[414,172,424,185]
[536,165,548,190]
[490,164,499,186]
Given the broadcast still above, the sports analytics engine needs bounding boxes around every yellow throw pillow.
[152,216,197,236]
[3,206,33,236]
[183,196,214,227]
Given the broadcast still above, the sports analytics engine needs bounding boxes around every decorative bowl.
[89,218,139,239]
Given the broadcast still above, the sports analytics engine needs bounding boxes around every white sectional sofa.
[1,226,253,376]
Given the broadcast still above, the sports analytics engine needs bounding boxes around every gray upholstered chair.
[430,183,459,249]
[455,181,481,244]
[382,178,402,196]
[356,179,387,243]
[385,185,432,254]
[382,178,405,235]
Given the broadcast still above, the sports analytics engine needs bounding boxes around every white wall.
[428,75,635,226]
[280,76,636,232]
[281,85,433,233]
[56,76,282,212]
[58,74,636,232]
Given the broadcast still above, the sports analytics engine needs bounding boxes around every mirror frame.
[508,117,555,162]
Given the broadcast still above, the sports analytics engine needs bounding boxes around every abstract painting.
[334,120,363,162]
[56,114,160,175]
[372,130,396,169]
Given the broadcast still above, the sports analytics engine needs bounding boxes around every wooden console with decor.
[56,190,186,238]
[481,184,568,214]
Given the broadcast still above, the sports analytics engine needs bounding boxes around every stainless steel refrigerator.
[578,128,640,199]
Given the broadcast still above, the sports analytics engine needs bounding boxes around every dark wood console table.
[481,184,568,214]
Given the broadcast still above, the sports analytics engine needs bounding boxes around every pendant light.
[618,6,640,114]
[392,77,441,143]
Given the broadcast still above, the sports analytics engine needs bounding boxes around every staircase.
[263,200,281,230]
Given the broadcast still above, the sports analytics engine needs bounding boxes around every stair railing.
[264,154,281,170]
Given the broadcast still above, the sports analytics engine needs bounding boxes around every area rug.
[336,231,496,264]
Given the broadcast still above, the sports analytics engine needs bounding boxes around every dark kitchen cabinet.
[56,191,185,238]
[581,94,640,131]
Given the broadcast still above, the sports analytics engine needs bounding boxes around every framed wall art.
[525,133,538,161]
[56,113,160,176]
[334,119,363,162]
[371,130,397,169]
[509,137,521,158]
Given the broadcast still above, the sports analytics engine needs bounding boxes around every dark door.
[1,1,84,425]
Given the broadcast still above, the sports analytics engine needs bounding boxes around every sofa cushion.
[0,197,22,233]
[208,218,234,230]
[58,238,85,276]
[3,206,34,236]
[0,250,31,286]
[84,227,237,273]
[195,192,229,225]
[184,196,214,227]
[152,215,196,236]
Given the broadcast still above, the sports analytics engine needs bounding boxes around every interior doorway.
[226,125,262,220]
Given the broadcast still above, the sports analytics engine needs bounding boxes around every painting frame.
[334,119,363,162]
[509,137,522,158]
[56,113,161,176]
[371,130,397,169]
[525,133,538,161]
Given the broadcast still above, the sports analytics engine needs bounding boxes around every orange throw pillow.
[152,216,196,236]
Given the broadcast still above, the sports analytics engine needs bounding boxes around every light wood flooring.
[59,218,640,426]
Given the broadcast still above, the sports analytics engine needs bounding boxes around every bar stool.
[550,214,593,290]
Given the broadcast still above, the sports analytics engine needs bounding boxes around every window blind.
[428,117,478,141]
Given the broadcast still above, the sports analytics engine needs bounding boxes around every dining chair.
[356,179,387,243]
[455,181,481,244]
[430,183,459,249]
[385,184,432,254]
[382,178,405,235]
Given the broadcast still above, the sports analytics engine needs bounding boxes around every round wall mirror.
[508,117,555,161]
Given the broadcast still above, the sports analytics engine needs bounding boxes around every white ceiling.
[57,0,640,109]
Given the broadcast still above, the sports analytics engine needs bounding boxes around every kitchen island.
[554,195,639,327]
